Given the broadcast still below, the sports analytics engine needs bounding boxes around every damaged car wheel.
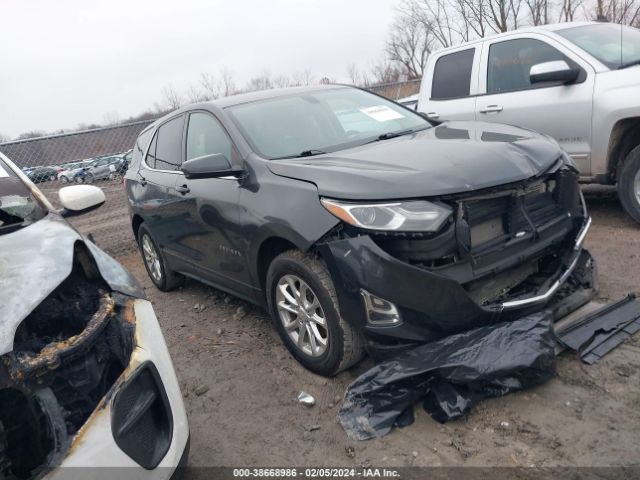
[267,250,364,376]
[138,224,183,291]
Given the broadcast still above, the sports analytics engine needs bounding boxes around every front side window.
[431,48,475,100]
[186,113,233,162]
[154,116,185,171]
[487,38,568,94]
[557,23,640,69]
[227,88,430,160]
[0,158,47,234]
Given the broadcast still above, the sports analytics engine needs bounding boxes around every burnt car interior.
[0,243,135,479]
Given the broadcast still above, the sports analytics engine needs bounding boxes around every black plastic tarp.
[339,312,556,440]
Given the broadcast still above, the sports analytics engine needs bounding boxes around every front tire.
[618,145,640,224]
[60,176,69,184]
[266,250,364,376]
[137,224,183,291]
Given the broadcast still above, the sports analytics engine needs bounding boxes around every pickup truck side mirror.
[530,60,580,85]
[181,153,243,179]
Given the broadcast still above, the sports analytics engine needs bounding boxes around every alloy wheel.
[141,234,162,283]
[635,168,640,205]
[275,274,329,357]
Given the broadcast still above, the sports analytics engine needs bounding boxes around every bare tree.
[102,111,121,126]
[245,71,273,92]
[346,63,371,86]
[186,83,209,103]
[200,72,221,100]
[16,130,46,140]
[291,69,315,86]
[387,5,433,77]
[161,84,183,110]
[369,58,402,84]
[219,67,236,97]
[526,0,550,24]
[600,0,640,24]
[0,132,11,143]
[559,0,584,21]
[272,75,292,88]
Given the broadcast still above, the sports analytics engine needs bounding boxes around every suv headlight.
[320,198,452,232]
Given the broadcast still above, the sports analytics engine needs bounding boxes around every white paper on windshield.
[360,105,405,122]
[0,165,9,178]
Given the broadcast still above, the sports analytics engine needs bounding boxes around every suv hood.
[0,214,143,355]
[267,121,563,200]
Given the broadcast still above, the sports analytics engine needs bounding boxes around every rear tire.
[137,224,184,291]
[266,250,364,376]
[60,176,69,184]
[618,145,640,224]
[85,173,95,184]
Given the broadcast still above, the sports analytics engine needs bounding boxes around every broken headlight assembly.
[320,198,452,232]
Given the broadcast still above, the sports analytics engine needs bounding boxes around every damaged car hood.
[0,213,143,356]
[267,121,563,200]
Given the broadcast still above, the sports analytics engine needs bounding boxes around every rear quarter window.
[431,48,475,100]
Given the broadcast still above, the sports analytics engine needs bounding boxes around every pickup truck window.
[431,48,475,100]
[557,24,640,69]
[488,38,567,94]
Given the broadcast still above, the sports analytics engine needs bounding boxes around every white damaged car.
[0,152,189,479]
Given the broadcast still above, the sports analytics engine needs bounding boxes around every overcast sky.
[0,0,399,139]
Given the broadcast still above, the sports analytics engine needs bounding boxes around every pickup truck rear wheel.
[266,250,364,377]
[618,145,640,224]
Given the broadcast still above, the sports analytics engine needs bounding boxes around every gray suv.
[418,22,640,222]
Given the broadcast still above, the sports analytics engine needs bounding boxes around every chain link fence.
[0,120,152,257]
[0,80,421,258]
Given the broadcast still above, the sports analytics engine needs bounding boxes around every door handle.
[479,105,504,114]
[176,185,190,195]
[426,112,440,120]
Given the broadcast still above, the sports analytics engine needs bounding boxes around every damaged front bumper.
[320,182,595,359]
[0,235,188,480]
[44,299,189,480]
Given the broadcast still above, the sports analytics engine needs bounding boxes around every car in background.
[125,85,592,377]
[397,93,419,110]
[73,155,122,183]
[0,152,189,479]
[417,21,640,223]
[25,166,58,183]
[57,161,89,183]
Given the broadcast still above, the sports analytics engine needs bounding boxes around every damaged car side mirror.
[58,185,105,217]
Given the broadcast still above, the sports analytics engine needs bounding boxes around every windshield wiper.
[618,59,640,69]
[274,149,328,160]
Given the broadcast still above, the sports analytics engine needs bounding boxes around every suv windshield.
[226,88,431,159]
[0,158,47,234]
[558,23,640,69]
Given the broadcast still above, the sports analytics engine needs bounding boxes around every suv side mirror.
[181,153,243,179]
[530,60,580,85]
[58,185,105,217]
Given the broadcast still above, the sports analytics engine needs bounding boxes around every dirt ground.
[115,189,640,469]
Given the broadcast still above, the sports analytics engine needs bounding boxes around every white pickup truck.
[417,21,640,223]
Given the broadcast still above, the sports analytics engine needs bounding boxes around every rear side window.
[132,129,153,168]
[487,38,567,94]
[186,113,233,162]
[431,48,475,100]
[145,132,158,169]
[154,116,185,171]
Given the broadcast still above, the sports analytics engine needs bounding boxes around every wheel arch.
[131,214,145,241]
[606,117,640,182]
